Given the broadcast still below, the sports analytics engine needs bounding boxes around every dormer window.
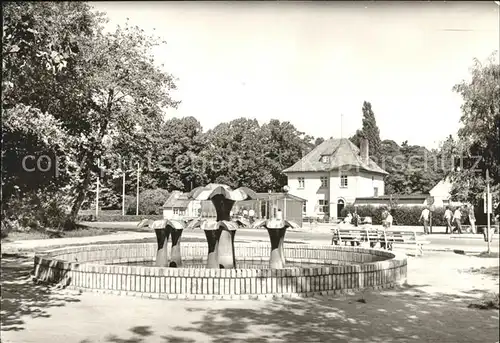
[321,155,330,163]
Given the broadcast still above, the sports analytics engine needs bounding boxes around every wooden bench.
[331,227,431,256]
[331,227,381,246]
[382,230,430,256]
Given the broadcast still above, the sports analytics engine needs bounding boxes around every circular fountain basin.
[33,243,407,300]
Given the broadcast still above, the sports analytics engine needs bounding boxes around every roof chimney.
[360,138,369,163]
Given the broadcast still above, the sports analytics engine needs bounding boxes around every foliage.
[350,101,382,159]
[150,117,207,192]
[2,189,70,234]
[260,119,315,191]
[2,2,179,229]
[340,205,449,226]
[75,214,164,222]
[377,140,443,195]
[448,52,500,206]
[2,2,104,206]
[134,188,170,215]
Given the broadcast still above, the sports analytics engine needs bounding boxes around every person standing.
[248,208,255,224]
[452,206,463,234]
[420,207,431,234]
[372,207,390,248]
[381,209,394,250]
[352,208,360,227]
[467,204,476,234]
[443,206,453,234]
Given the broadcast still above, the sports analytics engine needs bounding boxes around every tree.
[260,120,314,191]
[2,2,104,204]
[200,118,271,191]
[151,117,206,192]
[2,3,179,227]
[350,101,382,160]
[314,137,325,146]
[379,139,442,195]
[448,52,500,205]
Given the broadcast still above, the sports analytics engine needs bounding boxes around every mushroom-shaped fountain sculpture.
[186,184,258,269]
[252,218,300,269]
[137,218,186,267]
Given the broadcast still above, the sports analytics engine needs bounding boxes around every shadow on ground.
[162,287,499,343]
[85,283,500,343]
[0,253,82,332]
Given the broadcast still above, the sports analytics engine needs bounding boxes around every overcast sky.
[91,1,499,149]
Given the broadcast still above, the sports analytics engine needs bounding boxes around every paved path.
[2,222,499,343]
[1,251,498,343]
[2,226,498,254]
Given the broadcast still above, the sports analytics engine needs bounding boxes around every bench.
[382,230,430,256]
[331,227,381,247]
[331,227,430,256]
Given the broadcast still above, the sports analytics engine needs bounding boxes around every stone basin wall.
[33,243,407,300]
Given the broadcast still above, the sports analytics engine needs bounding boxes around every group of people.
[230,207,257,223]
[343,204,477,237]
[442,205,476,234]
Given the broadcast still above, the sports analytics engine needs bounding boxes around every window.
[374,187,379,197]
[173,208,185,215]
[320,176,328,188]
[298,177,305,189]
[318,200,329,214]
[340,175,348,188]
[302,202,307,213]
[321,155,330,163]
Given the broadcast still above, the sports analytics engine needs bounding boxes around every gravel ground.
[1,251,498,343]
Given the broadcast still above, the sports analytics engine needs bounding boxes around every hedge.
[340,205,465,226]
[76,214,164,222]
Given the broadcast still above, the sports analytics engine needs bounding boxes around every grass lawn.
[2,227,116,242]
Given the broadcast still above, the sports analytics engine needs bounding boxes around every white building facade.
[283,138,388,219]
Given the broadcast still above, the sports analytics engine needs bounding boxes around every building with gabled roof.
[283,137,388,219]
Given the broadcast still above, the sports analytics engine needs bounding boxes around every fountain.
[32,184,408,299]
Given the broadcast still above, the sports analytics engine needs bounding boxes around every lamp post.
[121,158,126,216]
[268,189,272,219]
[96,158,100,218]
[136,162,140,216]
[486,170,492,253]
[283,185,290,221]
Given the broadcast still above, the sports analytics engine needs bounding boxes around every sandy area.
[1,252,499,343]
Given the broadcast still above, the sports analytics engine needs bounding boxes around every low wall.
[33,243,407,300]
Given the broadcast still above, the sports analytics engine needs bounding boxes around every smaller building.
[429,177,454,207]
[162,190,306,226]
[236,192,306,226]
[162,191,201,219]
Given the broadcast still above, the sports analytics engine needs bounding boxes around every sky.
[91,1,499,149]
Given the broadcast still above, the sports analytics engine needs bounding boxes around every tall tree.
[2,2,105,208]
[200,118,270,191]
[448,52,500,207]
[152,117,206,191]
[2,3,179,226]
[350,101,382,161]
[261,119,314,191]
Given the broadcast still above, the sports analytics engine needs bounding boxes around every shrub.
[130,189,170,215]
[340,204,451,226]
[124,195,136,215]
[75,214,164,222]
[3,190,69,232]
